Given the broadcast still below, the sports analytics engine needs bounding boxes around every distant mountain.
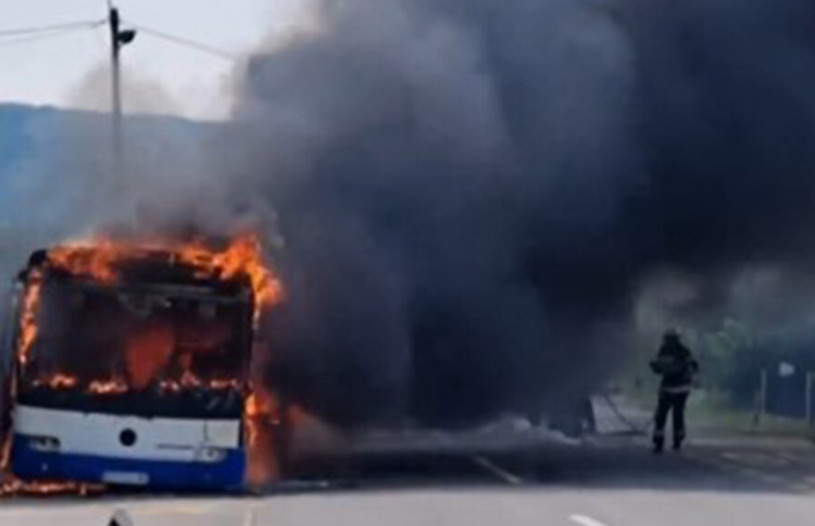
[0,103,214,226]
[0,103,211,176]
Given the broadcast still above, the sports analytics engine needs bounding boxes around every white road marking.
[472,455,523,485]
[570,514,610,526]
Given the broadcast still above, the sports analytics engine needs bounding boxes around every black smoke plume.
[212,0,815,427]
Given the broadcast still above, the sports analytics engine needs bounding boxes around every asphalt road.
[3,401,815,525]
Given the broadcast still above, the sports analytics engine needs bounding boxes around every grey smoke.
[210,0,815,426]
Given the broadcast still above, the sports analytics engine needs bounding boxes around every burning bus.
[0,235,283,492]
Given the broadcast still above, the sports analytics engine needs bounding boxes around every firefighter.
[650,330,699,453]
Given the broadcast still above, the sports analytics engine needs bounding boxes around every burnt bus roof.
[21,247,254,297]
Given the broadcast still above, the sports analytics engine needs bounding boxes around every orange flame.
[209,378,241,391]
[174,234,283,325]
[44,233,283,323]
[26,373,241,396]
[158,375,241,393]
[245,389,282,486]
[32,374,79,390]
[47,240,122,284]
[87,378,129,395]
[0,477,102,497]
[17,271,43,368]
[0,432,11,473]
[125,323,175,390]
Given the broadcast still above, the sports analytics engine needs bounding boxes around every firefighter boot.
[652,435,664,454]
[673,432,685,451]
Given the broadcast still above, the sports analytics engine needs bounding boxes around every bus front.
[8,248,256,491]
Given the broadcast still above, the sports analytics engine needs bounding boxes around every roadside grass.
[688,393,814,438]
[618,382,815,439]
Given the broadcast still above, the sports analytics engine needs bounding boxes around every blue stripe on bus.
[11,435,247,491]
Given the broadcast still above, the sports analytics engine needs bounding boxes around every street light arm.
[117,29,137,46]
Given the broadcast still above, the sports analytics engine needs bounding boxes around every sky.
[0,0,311,120]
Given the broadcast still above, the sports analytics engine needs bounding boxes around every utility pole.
[107,3,136,176]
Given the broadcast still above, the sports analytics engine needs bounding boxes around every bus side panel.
[11,405,247,490]
[11,435,246,490]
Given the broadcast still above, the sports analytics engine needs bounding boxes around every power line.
[0,19,104,38]
[0,17,237,61]
[0,24,103,49]
[0,30,88,49]
[127,23,237,61]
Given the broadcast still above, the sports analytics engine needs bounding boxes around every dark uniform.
[650,331,698,453]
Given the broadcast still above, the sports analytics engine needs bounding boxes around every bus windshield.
[17,274,253,419]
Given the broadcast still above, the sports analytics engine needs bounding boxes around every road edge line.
[472,455,523,485]
[570,514,610,526]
